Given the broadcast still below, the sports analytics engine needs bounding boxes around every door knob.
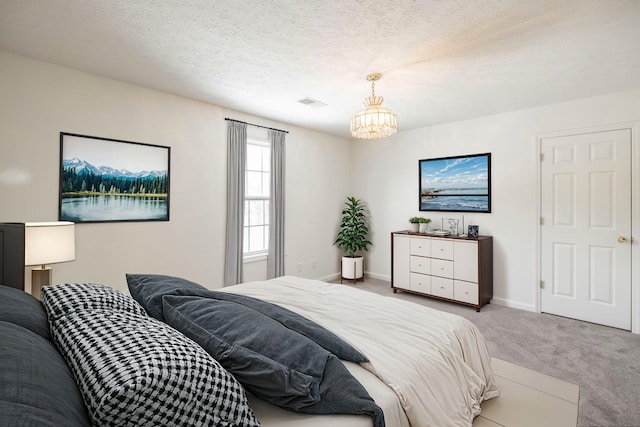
[618,236,628,243]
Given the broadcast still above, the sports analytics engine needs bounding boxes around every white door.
[540,129,632,330]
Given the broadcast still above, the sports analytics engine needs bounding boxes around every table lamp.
[25,221,75,299]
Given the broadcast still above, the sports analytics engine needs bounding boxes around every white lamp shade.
[25,222,75,266]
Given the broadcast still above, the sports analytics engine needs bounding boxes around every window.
[243,138,270,257]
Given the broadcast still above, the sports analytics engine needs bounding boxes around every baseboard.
[491,297,536,312]
[363,271,390,281]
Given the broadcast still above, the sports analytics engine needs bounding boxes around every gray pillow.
[163,295,324,409]
[0,284,50,340]
[185,290,368,363]
[126,273,207,321]
[0,321,90,427]
[162,294,385,427]
[127,274,367,363]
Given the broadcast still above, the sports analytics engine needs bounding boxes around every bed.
[0,275,498,427]
[223,276,499,427]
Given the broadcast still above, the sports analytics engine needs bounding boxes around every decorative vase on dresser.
[390,231,493,311]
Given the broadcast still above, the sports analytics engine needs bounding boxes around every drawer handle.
[440,286,444,289]
[465,291,469,295]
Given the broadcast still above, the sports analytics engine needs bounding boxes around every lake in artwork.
[61,195,168,222]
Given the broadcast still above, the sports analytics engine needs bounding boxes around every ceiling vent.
[297,97,327,108]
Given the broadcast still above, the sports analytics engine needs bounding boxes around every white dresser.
[391,231,493,311]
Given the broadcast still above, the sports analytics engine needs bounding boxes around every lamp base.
[31,267,52,300]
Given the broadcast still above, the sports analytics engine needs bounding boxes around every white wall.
[352,88,640,316]
[3,50,639,329]
[0,51,351,293]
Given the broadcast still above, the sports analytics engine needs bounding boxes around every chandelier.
[349,73,398,139]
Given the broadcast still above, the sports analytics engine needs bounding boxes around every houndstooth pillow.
[43,285,261,427]
[41,283,147,320]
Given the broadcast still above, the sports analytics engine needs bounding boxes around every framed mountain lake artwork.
[419,153,491,213]
[59,133,170,223]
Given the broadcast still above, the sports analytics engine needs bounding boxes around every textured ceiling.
[1,0,640,138]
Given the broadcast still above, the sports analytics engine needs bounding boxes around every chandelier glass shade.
[350,73,398,140]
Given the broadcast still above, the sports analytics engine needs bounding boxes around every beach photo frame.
[419,153,491,213]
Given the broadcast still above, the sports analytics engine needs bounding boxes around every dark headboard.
[0,223,25,290]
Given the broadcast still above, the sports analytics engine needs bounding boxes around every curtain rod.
[224,118,289,134]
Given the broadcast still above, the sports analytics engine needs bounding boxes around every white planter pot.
[341,255,364,280]
[419,223,429,233]
[410,223,419,232]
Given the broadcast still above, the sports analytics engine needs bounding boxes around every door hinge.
[540,153,544,161]
[540,217,544,225]
[540,280,545,289]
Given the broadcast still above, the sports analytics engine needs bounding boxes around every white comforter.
[223,276,499,427]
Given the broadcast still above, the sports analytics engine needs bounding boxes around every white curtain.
[224,121,247,286]
[267,129,286,278]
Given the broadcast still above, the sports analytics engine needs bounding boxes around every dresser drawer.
[410,237,430,257]
[430,276,454,299]
[410,256,430,274]
[454,280,479,305]
[431,238,453,260]
[410,273,431,294]
[430,258,453,278]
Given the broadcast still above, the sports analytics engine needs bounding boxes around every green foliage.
[409,216,431,224]
[61,168,168,196]
[333,196,372,257]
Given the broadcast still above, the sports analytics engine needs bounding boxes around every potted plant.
[409,216,421,232]
[409,216,431,233]
[334,196,372,283]
[418,217,431,233]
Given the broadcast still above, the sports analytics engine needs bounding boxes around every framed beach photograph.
[419,153,491,213]
[59,133,170,223]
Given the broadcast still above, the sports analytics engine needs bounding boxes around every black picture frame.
[419,153,491,213]
[59,132,170,223]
